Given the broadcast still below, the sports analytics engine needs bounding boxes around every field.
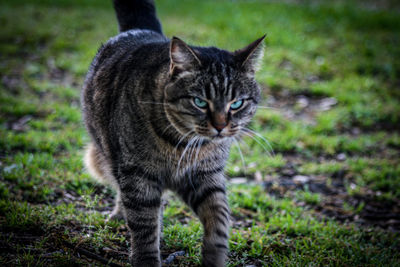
[1,0,400,266]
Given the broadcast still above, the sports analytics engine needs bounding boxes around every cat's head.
[164,36,265,142]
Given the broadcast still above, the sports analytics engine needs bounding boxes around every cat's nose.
[211,112,227,132]
[213,122,227,132]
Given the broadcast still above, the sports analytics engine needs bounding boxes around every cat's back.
[87,29,169,78]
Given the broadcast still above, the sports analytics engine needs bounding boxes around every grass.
[1,0,400,266]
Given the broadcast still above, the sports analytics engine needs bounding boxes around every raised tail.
[112,0,163,34]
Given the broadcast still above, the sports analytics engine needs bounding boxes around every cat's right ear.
[170,37,201,77]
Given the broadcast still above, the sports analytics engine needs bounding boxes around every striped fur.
[81,1,264,266]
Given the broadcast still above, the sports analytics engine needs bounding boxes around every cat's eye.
[230,100,244,110]
[194,97,208,109]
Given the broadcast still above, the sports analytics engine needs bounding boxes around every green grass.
[1,0,400,266]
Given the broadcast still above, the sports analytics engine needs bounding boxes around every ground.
[1,0,400,266]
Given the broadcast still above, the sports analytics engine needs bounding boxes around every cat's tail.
[84,143,116,187]
[112,0,163,34]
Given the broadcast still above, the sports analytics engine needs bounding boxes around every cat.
[81,0,265,266]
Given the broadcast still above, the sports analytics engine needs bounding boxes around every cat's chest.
[162,141,230,175]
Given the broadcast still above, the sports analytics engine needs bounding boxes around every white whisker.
[245,128,275,156]
[173,130,194,156]
[161,123,174,135]
[241,129,274,157]
[187,137,201,193]
[256,105,279,110]
[193,138,204,169]
[234,138,246,175]
[176,136,197,178]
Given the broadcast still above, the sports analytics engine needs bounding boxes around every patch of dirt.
[231,165,400,232]
[3,112,49,133]
[262,86,400,133]
[1,74,26,94]
[261,87,338,125]
[46,58,81,88]
[259,166,400,232]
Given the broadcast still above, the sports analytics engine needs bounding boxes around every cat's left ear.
[170,36,201,77]
[234,35,266,74]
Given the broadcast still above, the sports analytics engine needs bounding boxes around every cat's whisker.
[184,140,194,169]
[244,128,275,156]
[192,137,204,169]
[241,130,274,157]
[173,130,194,156]
[188,137,201,193]
[176,136,197,178]
[161,123,176,135]
[256,105,279,110]
[190,137,204,193]
[195,138,204,163]
[234,138,247,175]
[186,137,198,165]
[187,136,200,171]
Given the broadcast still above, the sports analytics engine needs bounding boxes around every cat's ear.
[234,35,266,74]
[170,36,201,76]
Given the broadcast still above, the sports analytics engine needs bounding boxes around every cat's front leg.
[180,172,230,267]
[119,171,163,267]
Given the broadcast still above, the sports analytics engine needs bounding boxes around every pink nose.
[213,122,227,132]
[211,112,227,132]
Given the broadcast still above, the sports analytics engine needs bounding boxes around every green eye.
[230,100,243,110]
[194,97,208,108]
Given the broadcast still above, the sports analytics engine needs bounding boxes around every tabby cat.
[82,0,265,266]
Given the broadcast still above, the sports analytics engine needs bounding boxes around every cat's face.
[164,36,265,141]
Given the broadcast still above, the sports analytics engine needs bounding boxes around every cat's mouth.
[213,133,225,139]
[199,130,238,140]
[193,122,239,139]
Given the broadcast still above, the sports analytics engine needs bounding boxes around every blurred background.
[0,0,399,266]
